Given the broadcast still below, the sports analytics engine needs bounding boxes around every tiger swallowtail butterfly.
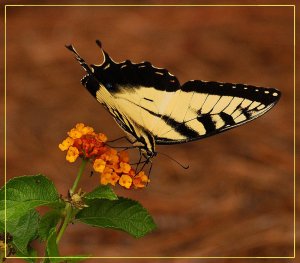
[66,40,281,160]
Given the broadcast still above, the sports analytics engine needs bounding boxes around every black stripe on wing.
[127,100,200,139]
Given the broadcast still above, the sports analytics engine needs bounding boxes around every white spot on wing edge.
[104,64,110,70]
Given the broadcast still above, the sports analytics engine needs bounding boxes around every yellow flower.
[58,137,74,151]
[66,146,79,163]
[68,128,82,139]
[70,123,94,137]
[66,123,91,138]
[75,123,85,130]
[119,174,132,189]
[120,162,131,173]
[81,126,94,135]
[93,158,106,173]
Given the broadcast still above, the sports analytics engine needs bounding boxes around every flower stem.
[71,158,88,194]
[56,159,88,244]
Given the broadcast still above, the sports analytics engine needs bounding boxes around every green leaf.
[84,185,118,201]
[38,210,62,241]
[46,228,60,262]
[0,175,61,221]
[76,197,156,238]
[7,209,39,256]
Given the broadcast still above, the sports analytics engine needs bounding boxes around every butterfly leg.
[108,136,135,144]
[136,154,152,174]
[106,137,137,152]
[134,150,143,172]
[146,160,153,184]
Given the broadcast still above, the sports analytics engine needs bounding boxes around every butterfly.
[66,40,281,161]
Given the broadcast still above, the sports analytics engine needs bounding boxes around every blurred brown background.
[0,1,297,262]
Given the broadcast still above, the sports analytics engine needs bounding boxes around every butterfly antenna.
[65,44,93,75]
[157,151,189,169]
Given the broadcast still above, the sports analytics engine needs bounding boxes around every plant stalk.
[56,159,88,244]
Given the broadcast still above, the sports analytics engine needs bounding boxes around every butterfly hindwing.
[152,80,280,144]
[101,80,280,145]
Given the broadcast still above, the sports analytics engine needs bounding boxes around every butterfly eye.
[106,83,113,90]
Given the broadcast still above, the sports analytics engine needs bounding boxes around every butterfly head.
[140,147,157,160]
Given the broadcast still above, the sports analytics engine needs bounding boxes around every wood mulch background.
[1,1,297,262]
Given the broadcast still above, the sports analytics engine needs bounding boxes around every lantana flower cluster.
[59,123,149,189]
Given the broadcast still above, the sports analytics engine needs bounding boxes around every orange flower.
[100,172,111,185]
[59,123,149,189]
[132,171,150,188]
[100,167,120,186]
[108,172,120,186]
[112,163,122,173]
